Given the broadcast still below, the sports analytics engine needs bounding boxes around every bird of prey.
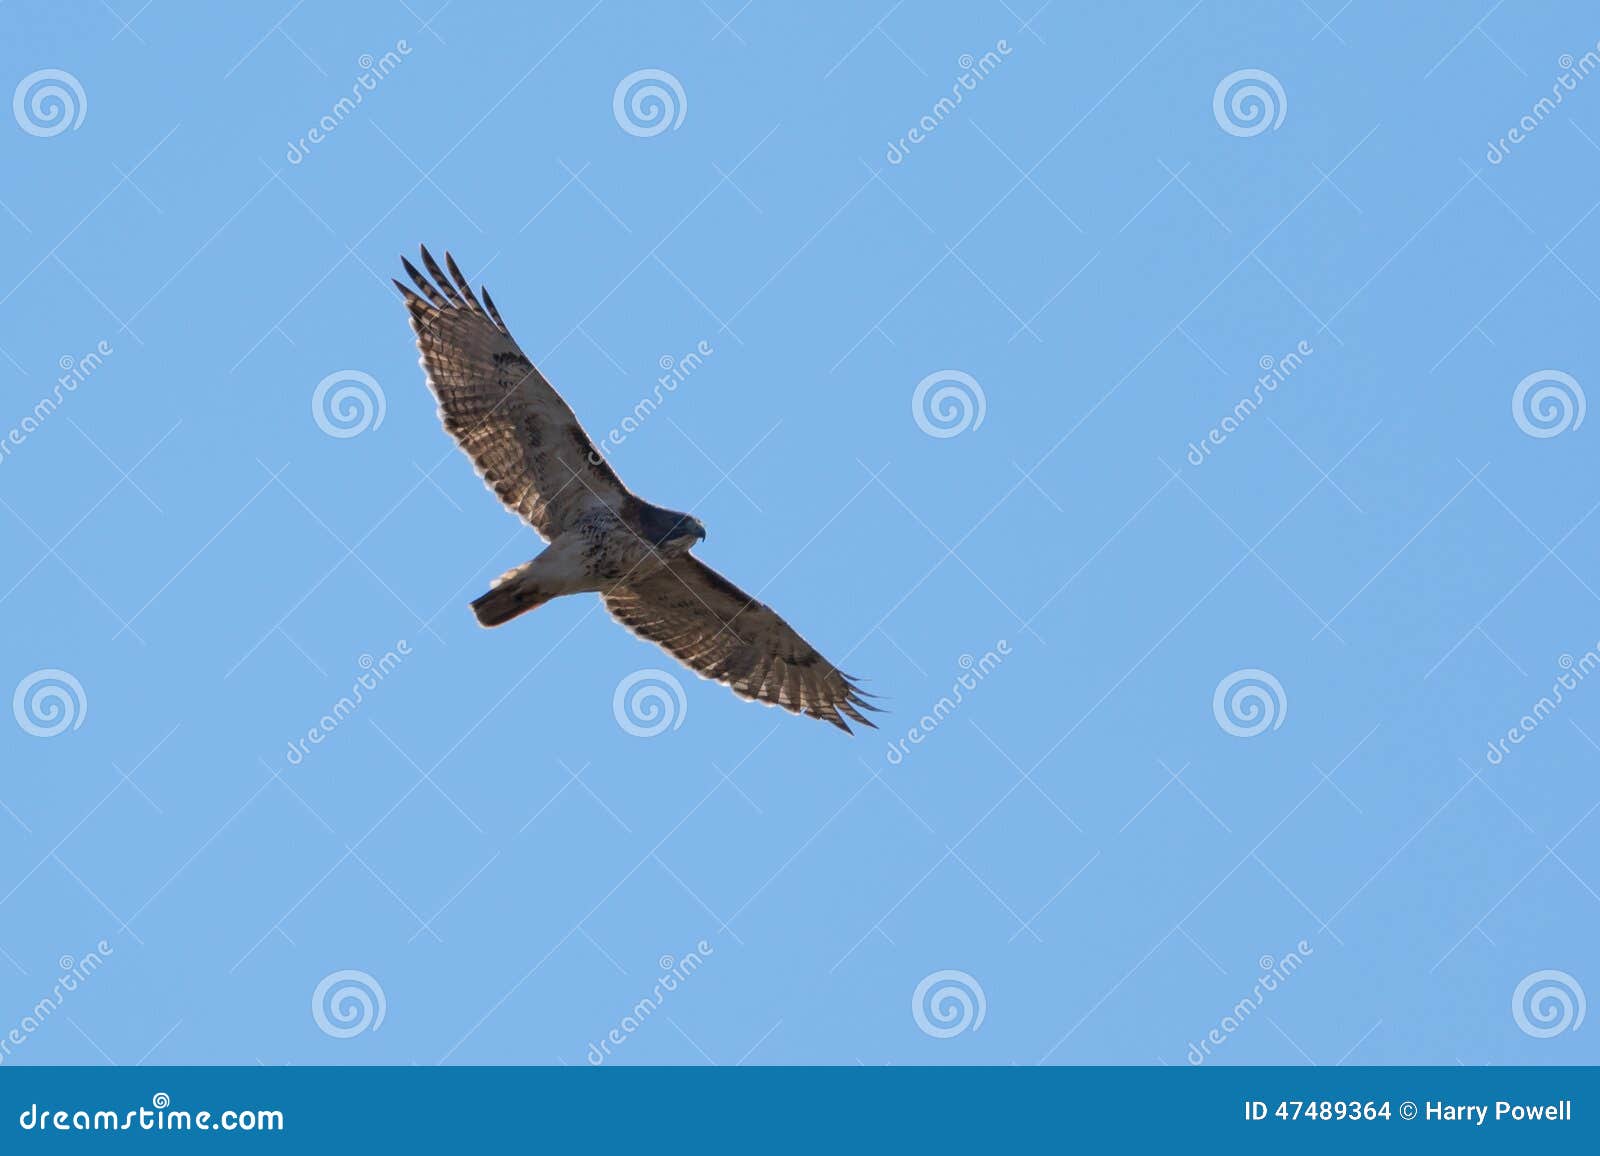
[395,247,880,733]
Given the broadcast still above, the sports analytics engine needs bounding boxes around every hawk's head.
[639,505,707,556]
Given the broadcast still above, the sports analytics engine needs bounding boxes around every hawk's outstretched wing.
[603,556,880,732]
[395,246,625,539]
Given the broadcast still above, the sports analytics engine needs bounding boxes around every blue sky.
[2,0,1599,1065]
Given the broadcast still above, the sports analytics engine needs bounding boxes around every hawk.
[395,247,880,733]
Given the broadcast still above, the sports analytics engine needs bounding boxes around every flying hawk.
[395,247,880,733]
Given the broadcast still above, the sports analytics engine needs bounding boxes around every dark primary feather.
[604,556,880,733]
[395,245,626,540]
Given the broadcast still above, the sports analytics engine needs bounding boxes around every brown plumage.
[397,246,880,732]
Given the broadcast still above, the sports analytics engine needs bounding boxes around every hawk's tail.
[470,566,551,628]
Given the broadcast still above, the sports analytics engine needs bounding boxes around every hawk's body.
[395,247,879,732]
